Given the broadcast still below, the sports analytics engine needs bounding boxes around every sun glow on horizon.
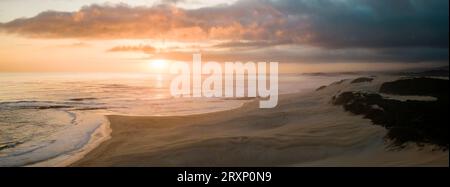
[148,59,168,72]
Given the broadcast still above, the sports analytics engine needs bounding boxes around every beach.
[1,73,447,167]
[72,76,449,167]
[0,0,448,172]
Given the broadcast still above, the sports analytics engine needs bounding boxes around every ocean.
[0,72,352,166]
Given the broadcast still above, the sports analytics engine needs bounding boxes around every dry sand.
[72,77,449,167]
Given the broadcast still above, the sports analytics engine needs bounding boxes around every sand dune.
[72,76,449,167]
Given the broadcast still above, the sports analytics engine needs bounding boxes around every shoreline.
[29,116,112,167]
[26,97,252,167]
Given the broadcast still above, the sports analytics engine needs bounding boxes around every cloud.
[0,1,284,41]
[1,0,447,49]
[161,0,185,4]
[108,45,156,53]
[212,40,291,50]
[0,0,448,63]
[273,0,449,49]
[46,42,91,49]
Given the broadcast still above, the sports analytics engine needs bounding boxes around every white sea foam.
[0,110,110,167]
[28,114,111,167]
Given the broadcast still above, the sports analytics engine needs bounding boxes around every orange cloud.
[108,45,156,53]
[0,2,285,42]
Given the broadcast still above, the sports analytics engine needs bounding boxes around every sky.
[0,0,448,73]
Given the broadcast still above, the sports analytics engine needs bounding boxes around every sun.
[148,59,168,71]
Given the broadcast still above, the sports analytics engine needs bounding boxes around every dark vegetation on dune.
[399,67,449,77]
[315,85,327,91]
[331,79,348,85]
[350,77,373,84]
[332,77,449,149]
[315,79,349,91]
[380,77,448,101]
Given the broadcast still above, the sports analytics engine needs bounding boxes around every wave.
[68,97,98,101]
[0,110,110,167]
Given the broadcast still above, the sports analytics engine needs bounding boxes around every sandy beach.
[72,77,449,167]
